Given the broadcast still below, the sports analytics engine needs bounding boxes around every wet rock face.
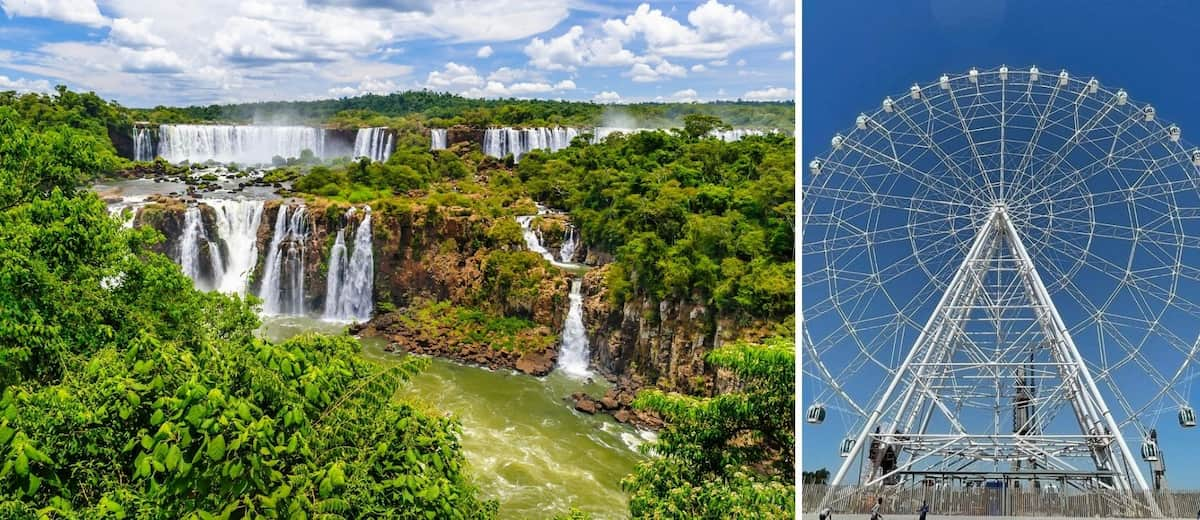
[579,264,773,397]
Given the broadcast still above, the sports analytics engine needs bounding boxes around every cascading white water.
[559,224,578,263]
[557,279,592,378]
[157,124,326,164]
[207,200,265,295]
[179,205,205,283]
[353,127,394,162]
[323,207,374,322]
[107,195,149,228]
[709,128,770,141]
[430,128,447,150]
[482,127,580,162]
[133,128,154,161]
[259,204,309,315]
[516,211,583,269]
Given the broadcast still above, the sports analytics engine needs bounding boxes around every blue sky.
[0,0,794,107]
[803,0,1200,488]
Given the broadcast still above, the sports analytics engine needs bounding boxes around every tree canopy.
[0,95,494,519]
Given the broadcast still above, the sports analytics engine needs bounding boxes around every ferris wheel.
[801,66,1200,500]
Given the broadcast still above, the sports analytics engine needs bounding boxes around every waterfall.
[709,128,768,142]
[133,127,154,161]
[430,128,447,150]
[516,212,582,269]
[353,127,394,162]
[157,124,325,164]
[107,195,148,228]
[559,224,578,263]
[179,206,205,284]
[482,127,580,162]
[207,200,265,295]
[260,204,309,315]
[323,207,374,322]
[557,279,592,378]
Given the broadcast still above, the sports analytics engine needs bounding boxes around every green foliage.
[0,106,495,518]
[129,91,794,129]
[802,468,830,485]
[520,122,794,319]
[397,300,553,353]
[622,338,795,518]
[681,113,732,139]
[0,107,120,209]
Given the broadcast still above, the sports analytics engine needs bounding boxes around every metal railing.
[802,484,1200,518]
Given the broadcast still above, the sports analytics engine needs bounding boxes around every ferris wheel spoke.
[833,131,985,208]
[1018,116,1167,208]
[946,80,997,201]
[805,68,1197,493]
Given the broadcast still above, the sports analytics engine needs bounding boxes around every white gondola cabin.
[806,405,826,424]
[832,134,843,150]
[999,65,1008,81]
[1169,125,1181,143]
[1059,70,1069,87]
[840,438,855,457]
[857,114,869,130]
[968,68,979,83]
[1087,78,1099,94]
[883,97,894,113]
[939,74,950,90]
[1180,406,1196,428]
[1142,440,1159,462]
[1029,66,1040,82]
[1192,149,1200,167]
[910,84,921,100]
[809,159,823,176]
[1144,105,1156,122]
[1117,89,1128,106]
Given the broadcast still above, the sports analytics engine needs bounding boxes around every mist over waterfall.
[324,207,374,322]
[557,279,592,378]
[260,205,309,315]
[133,128,154,161]
[430,128,447,150]
[710,128,770,141]
[483,127,580,162]
[353,127,394,162]
[158,124,325,164]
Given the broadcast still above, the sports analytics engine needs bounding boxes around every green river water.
[258,316,649,519]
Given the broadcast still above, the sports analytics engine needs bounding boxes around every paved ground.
[800,515,1194,520]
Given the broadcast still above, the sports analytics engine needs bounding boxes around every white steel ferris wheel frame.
[803,65,1200,515]
[827,204,1148,494]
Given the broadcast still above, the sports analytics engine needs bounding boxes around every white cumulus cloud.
[670,88,698,101]
[476,45,493,58]
[0,74,52,93]
[743,86,792,101]
[0,0,108,27]
[593,90,621,103]
[778,50,793,60]
[118,47,185,73]
[110,18,166,48]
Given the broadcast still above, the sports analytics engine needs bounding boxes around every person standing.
[818,506,833,520]
[870,497,883,520]
[918,500,929,520]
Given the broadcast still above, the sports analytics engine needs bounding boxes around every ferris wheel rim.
[802,65,1200,440]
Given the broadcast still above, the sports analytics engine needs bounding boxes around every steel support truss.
[822,204,1159,515]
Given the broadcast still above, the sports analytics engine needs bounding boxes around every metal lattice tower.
[803,66,1200,513]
